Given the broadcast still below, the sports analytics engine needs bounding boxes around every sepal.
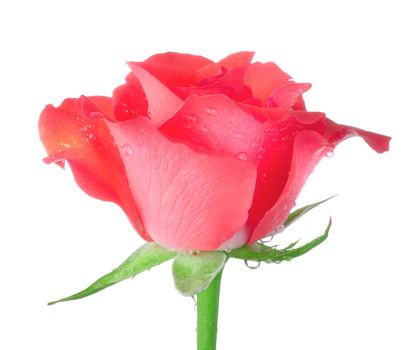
[48,243,176,305]
[228,218,331,263]
[172,251,226,296]
[284,196,335,228]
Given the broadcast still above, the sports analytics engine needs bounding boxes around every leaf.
[48,243,176,305]
[172,251,226,296]
[284,196,336,228]
[228,218,331,263]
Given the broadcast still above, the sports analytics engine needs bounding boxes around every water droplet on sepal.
[245,260,261,269]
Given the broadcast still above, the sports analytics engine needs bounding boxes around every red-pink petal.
[112,81,148,121]
[197,51,255,81]
[249,131,328,243]
[107,117,257,251]
[127,63,183,126]
[325,120,391,153]
[133,52,213,87]
[160,94,264,159]
[267,83,311,110]
[245,62,291,102]
[174,66,254,102]
[38,98,149,240]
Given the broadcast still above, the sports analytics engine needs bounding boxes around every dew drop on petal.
[245,260,261,269]
[236,152,248,161]
[121,143,134,156]
[201,126,209,132]
[205,106,217,115]
[186,114,197,122]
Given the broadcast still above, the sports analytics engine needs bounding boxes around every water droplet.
[236,152,248,161]
[275,224,285,234]
[260,233,275,244]
[235,133,245,139]
[191,295,197,309]
[121,143,134,155]
[326,149,334,157]
[245,260,261,269]
[205,106,217,115]
[186,114,197,122]
[201,126,209,132]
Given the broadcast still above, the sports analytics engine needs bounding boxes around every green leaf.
[228,218,331,263]
[284,196,336,228]
[48,243,176,305]
[172,251,226,296]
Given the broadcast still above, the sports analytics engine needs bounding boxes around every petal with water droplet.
[107,117,257,251]
[38,97,149,240]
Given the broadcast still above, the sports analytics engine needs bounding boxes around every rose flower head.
[39,51,390,251]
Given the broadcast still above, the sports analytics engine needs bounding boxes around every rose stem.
[196,269,224,350]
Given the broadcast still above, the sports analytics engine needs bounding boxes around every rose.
[39,51,390,251]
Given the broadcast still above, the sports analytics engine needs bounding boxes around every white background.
[1,0,409,349]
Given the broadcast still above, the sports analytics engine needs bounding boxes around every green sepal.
[172,251,226,296]
[284,196,336,228]
[48,243,176,305]
[228,218,331,263]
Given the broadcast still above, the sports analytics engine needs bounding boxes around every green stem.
[197,269,223,350]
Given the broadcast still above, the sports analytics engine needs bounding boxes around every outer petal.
[160,95,328,241]
[133,52,213,87]
[325,119,391,153]
[249,131,328,243]
[127,63,183,126]
[107,117,257,251]
[39,98,149,240]
[245,62,291,102]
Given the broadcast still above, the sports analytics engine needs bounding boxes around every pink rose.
[39,52,390,251]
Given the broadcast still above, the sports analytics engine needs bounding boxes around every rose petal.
[197,51,255,81]
[325,120,391,153]
[107,117,257,251]
[175,66,254,102]
[112,81,148,121]
[249,130,328,243]
[160,94,264,159]
[267,83,312,110]
[246,115,327,235]
[245,62,291,102]
[127,63,183,126]
[39,98,149,240]
[133,52,213,87]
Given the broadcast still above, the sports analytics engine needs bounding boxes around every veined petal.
[107,117,257,251]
